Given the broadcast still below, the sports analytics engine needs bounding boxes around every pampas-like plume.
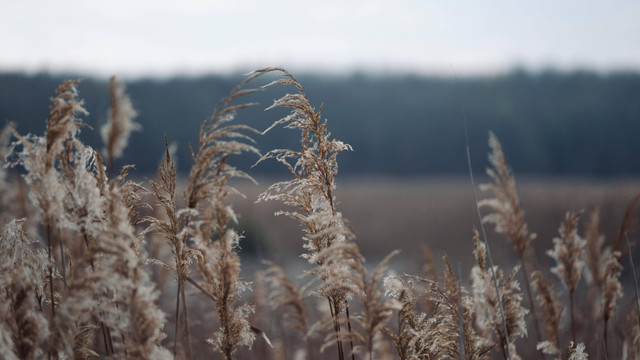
[254,67,354,360]
[383,276,426,359]
[44,80,88,171]
[11,80,89,230]
[567,342,588,360]
[255,67,353,264]
[0,219,49,360]
[56,177,170,359]
[479,132,536,256]
[147,139,196,359]
[0,124,19,223]
[548,212,585,292]
[471,232,528,359]
[531,270,563,356]
[478,132,541,350]
[263,261,313,357]
[314,242,399,360]
[263,261,309,337]
[10,79,89,328]
[601,251,622,355]
[192,224,255,359]
[623,306,640,360]
[185,74,261,359]
[583,209,607,286]
[548,211,586,341]
[147,72,261,359]
[348,247,400,360]
[101,76,140,167]
[385,259,489,360]
[184,72,261,212]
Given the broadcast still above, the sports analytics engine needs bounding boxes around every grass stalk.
[180,279,193,360]
[345,301,355,360]
[57,228,67,290]
[328,298,345,360]
[626,234,640,332]
[464,117,511,360]
[45,219,56,319]
[570,290,576,341]
[173,278,181,359]
[518,252,544,360]
[457,262,464,360]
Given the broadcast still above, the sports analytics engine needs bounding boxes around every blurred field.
[232,176,640,275]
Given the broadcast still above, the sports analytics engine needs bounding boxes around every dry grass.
[0,70,639,360]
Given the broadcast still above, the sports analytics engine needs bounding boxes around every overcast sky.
[2,0,639,77]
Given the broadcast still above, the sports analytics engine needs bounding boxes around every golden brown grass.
[0,69,639,360]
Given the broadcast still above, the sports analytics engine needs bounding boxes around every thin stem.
[181,276,193,360]
[173,277,181,359]
[625,234,640,331]
[328,297,345,360]
[464,121,511,360]
[518,252,544,360]
[456,67,511,359]
[457,262,464,360]
[603,318,609,359]
[345,301,355,360]
[569,290,576,341]
[57,228,67,291]
[101,324,110,355]
[82,230,114,355]
[45,219,56,319]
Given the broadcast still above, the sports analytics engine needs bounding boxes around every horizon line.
[2,63,640,81]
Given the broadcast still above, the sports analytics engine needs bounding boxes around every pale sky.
[1,0,639,77]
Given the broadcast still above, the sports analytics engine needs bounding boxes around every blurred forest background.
[2,69,640,270]
[2,69,640,177]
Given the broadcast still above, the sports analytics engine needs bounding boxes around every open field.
[233,177,640,273]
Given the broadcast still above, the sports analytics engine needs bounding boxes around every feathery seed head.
[479,132,536,255]
[548,211,586,292]
[101,76,140,166]
[531,270,563,355]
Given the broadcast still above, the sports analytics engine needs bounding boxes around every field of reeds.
[1,67,639,360]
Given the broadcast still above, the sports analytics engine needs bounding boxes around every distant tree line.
[1,69,639,177]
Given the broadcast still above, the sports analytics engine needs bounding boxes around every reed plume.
[254,67,354,359]
[186,74,261,359]
[0,219,49,360]
[0,124,19,223]
[313,242,399,359]
[191,212,255,359]
[385,261,489,360]
[530,271,562,356]
[146,138,194,358]
[263,260,311,356]
[383,276,426,359]
[9,80,90,347]
[623,306,640,360]
[471,230,528,359]
[101,76,140,168]
[147,73,261,359]
[566,342,588,360]
[479,132,541,349]
[547,211,586,341]
[56,176,171,359]
[601,250,622,355]
[583,209,606,287]
[347,246,399,360]
[479,132,536,256]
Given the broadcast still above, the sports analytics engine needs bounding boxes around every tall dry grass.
[0,69,638,360]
